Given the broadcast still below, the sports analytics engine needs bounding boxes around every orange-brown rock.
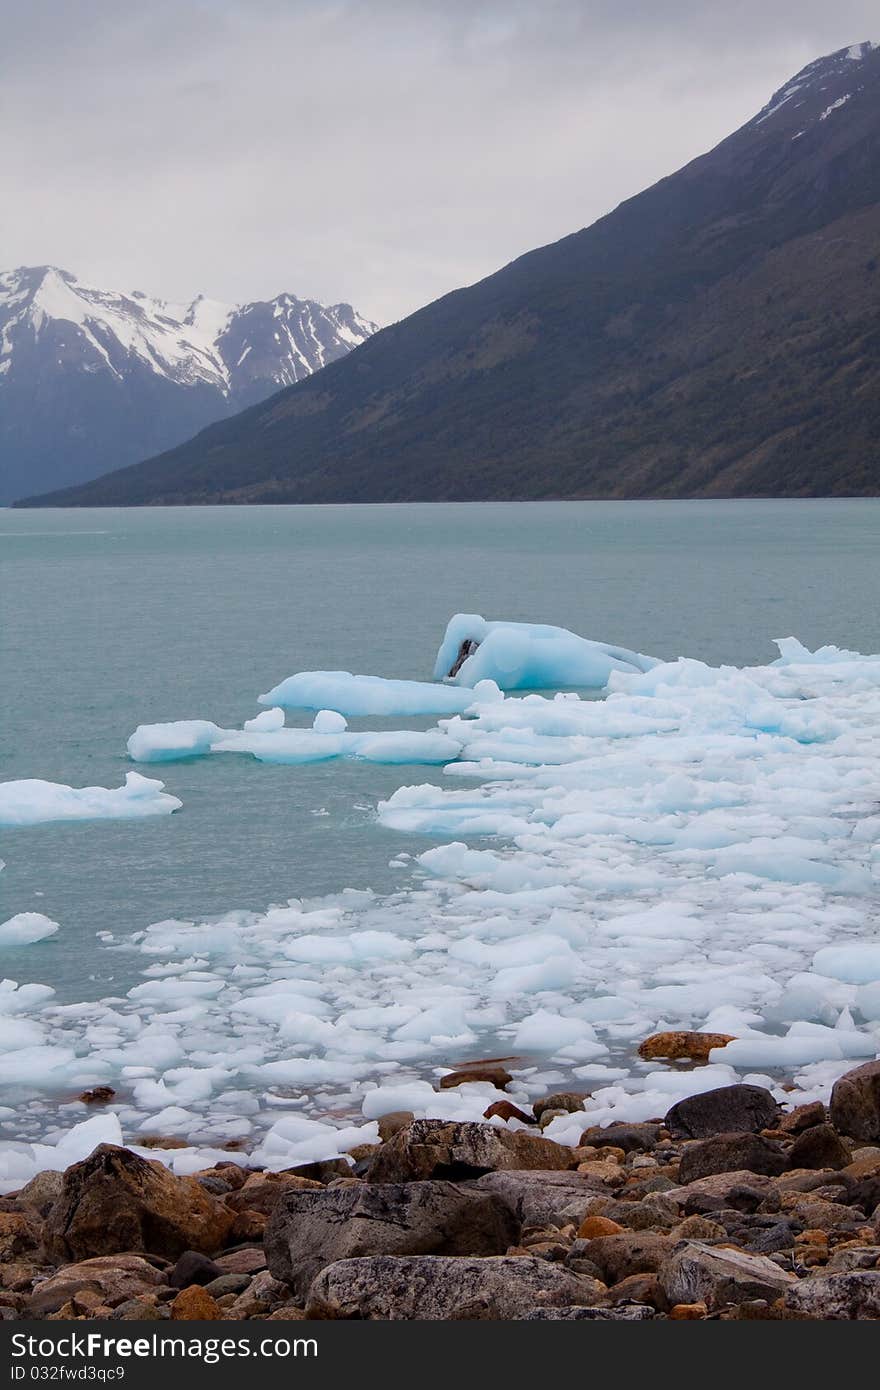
[638,1031,735,1063]
[44,1144,234,1262]
[577,1215,624,1239]
[440,1064,513,1090]
[669,1301,708,1319]
[171,1285,221,1320]
[483,1101,535,1124]
[77,1087,116,1105]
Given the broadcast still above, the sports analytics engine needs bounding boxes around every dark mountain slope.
[23,41,880,507]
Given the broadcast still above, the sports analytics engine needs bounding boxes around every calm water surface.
[2,501,878,1003]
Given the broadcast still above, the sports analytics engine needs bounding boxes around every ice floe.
[129,709,463,766]
[0,913,59,947]
[259,669,479,716]
[0,772,181,826]
[2,631,880,1185]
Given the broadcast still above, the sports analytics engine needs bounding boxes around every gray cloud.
[2,0,878,321]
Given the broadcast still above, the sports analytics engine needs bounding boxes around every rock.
[212,1248,266,1275]
[228,1271,291,1318]
[532,1093,586,1120]
[679,1179,772,1214]
[78,1086,116,1105]
[265,1181,518,1299]
[672,1214,726,1241]
[825,1246,880,1272]
[439,1064,513,1090]
[0,1212,39,1262]
[483,1101,535,1125]
[678,1132,788,1184]
[228,1210,266,1243]
[830,1061,880,1142]
[305,1255,601,1320]
[44,1145,234,1262]
[469,1171,605,1227]
[669,1301,708,1319]
[577,1124,660,1153]
[110,1299,163,1320]
[224,1172,323,1217]
[15,1172,64,1218]
[614,1195,680,1231]
[780,1101,826,1134]
[582,1232,675,1284]
[264,1306,308,1320]
[524,1305,656,1320]
[170,1286,221,1320]
[788,1124,851,1172]
[638,1031,735,1063]
[660,1241,797,1310]
[169,1251,224,1289]
[139,1136,189,1150]
[366,1119,570,1183]
[784,1271,880,1319]
[28,1256,164,1317]
[666,1085,779,1139]
[606,1273,668,1311]
[577,1215,623,1239]
[377,1112,414,1142]
[283,1160,352,1183]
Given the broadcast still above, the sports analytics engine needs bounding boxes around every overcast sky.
[2,0,879,323]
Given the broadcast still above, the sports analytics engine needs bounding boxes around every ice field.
[1,609,879,1188]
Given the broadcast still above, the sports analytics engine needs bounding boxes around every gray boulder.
[784,1271,880,1319]
[665,1085,778,1139]
[266,1182,518,1298]
[366,1119,570,1183]
[306,1254,602,1320]
[659,1241,796,1310]
[469,1170,604,1227]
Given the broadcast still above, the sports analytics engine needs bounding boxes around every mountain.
[0,268,376,502]
[21,41,880,508]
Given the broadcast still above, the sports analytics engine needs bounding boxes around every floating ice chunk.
[0,913,59,947]
[243,708,285,733]
[259,670,476,716]
[434,614,656,690]
[0,773,180,826]
[130,715,461,767]
[312,710,347,734]
[813,944,880,984]
[127,720,223,762]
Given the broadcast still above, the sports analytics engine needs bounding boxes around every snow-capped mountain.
[0,266,376,502]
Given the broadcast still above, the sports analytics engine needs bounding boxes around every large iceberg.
[433,613,657,689]
[259,670,477,716]
[0,772,181,827]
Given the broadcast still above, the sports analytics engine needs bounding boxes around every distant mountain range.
[19,40,880,507]
[0,268,376,502]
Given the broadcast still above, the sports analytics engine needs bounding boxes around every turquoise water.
[2,500,879,1005]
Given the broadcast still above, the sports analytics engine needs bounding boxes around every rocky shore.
[5,1055,880,1321]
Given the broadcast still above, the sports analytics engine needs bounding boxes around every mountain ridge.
[19,40,880,507]
[0,268,376,502]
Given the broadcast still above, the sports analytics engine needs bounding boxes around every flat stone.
[780,1102,826,1134]
[212,1248,266,1275]
[169,1251,223,1289]
[577,1124,660,1153]
[305,1255,602,1320]
[638,1031,735,1063]
[665,1085,779,1140]
[439,1064,513,1090]
[483,1101,535,1124]
[28,1256,164,1317]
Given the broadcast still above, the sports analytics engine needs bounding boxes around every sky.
[3,0,880,324]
